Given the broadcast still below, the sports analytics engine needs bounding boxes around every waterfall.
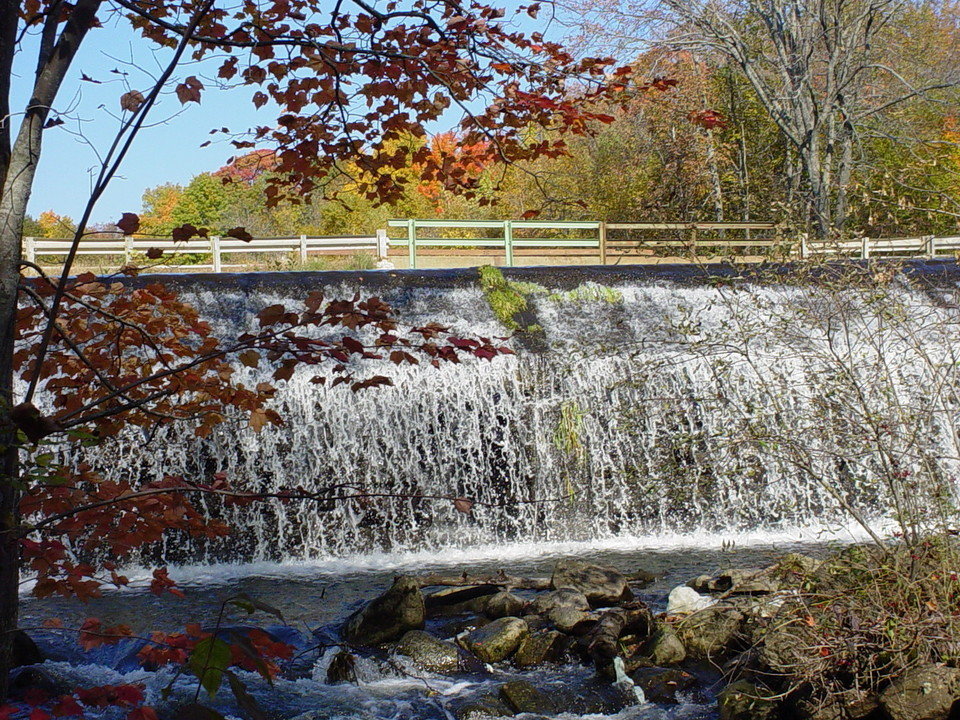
[59,264,960,562]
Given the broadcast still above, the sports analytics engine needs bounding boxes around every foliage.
[477,265,546,331]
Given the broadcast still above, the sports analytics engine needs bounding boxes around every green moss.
[547,283,623,304]
[478,265,545,331]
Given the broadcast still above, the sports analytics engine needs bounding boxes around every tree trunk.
[0,0,102,698]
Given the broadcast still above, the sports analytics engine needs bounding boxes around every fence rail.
[387,219,960,268]
[23,221,960,272]
[23,231,389,272]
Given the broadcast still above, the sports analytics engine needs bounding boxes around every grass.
[477,265,546,331]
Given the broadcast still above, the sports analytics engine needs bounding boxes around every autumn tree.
[0,0,628,705]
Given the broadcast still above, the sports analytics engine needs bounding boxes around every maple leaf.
[119,90,145,112]
[176,76,204,104]
[145,247,164,260]
[116,212,141,235]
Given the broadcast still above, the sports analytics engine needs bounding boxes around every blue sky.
[13,4,566,226]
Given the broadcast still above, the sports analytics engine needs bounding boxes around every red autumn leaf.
[117,213,140,235]
[453,497,474,514]
[226,227,253,243]
[119,90,145,112]
[175,76,203,104]
[52,695,84,717]
[145,247,163,260]
[520,209,540,219]
[171,223,200,243]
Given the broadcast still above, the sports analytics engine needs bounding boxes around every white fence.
[23,231,390,272]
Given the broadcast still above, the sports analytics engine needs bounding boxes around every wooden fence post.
[861,236,870,260]
[504,220,514,266]
[799,232,809,260]
[599,221,607,265]
[211,235,222,272]
[123,235,133,265]
[376,229,389,260]
[24,236,35,265]
[299,234,308,263]
[925,235,936,258]
[407,219,416,269]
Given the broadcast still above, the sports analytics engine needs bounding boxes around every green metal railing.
[387,219,784,268]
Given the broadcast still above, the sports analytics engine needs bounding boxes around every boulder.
[12,630,43,667]
[425,585,497,616]
[548,606,593,634]
[641,624,686,665]
[551,559,632,606]
[714,568,779,594]
[459,617,528,663]
[793,688,878,720]
[455,697,512,720]
[718,680,779,720]
[395,630,460,674]
[498,680,557,714]
[513,630,567,667]
[630,667,697,704]
[666,585,715,615]
[879,665,960,720]
[325,649,358,684]
[342,576,425,645]
[674,605,745,660]
[485,591,525,619]
[531,588,590,615]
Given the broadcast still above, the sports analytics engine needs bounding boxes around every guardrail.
[386,219,960,268]
[23,231,390,272]
[24,222,960,272]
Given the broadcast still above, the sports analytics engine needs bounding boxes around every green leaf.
[225,670,268,720]
[227,593,286,623]
[177,704,228,720]
[188,636,232,698]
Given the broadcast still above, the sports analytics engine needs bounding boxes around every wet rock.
[641,624,686,665]
[395,630,460,674]
[626,568,657,587]
[715,568,779,594]
[13,630,43,667]
[459,617,528,663]
[325,649,358,684]
[425,585,497,616]
[551,558,632,606]
[548,606,593,633]
[585,604,655,666]
[718,680,779,720]
[10,667,72,699]
[630,667,697,704]
[521,614,548,632]
[793,688,879,720]
[455,697,512,719]
[498,680,557,714]
[531,588,590,615]
[342,576,425,646]
[879,665,960,720]
[513,630,567,667]
[674,604,745,660]
[485,591,525,619]
[666,585,715,615]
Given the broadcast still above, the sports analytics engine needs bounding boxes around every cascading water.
[59,263,960,563]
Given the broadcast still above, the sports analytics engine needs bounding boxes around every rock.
[674,605,745,660]
[485,591,525,619]
[455,697,512,719]
[513,630,567,667]
[325,649,358,684]
[548,606,593,633]
[715,568,779,594]
[521,614,548,632]
[626,568,657,587]
[531,588,590,615]
[666,585,715,615]
[879,665,960,720]
[459,617,528,663]
[10,667,72,699]
[498,680,557,714]
[425,585,498,616]
[12,630,43,667]
[793,688,879,720]
[395,630,460,674]
[342,576,425,645]
[375,260,396,270]
[641,624,686,665]
[778,553,822,575]
[551,558,632,606]
[630,667,697,704]
[718,680,779,720]
[689,574,714,593]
